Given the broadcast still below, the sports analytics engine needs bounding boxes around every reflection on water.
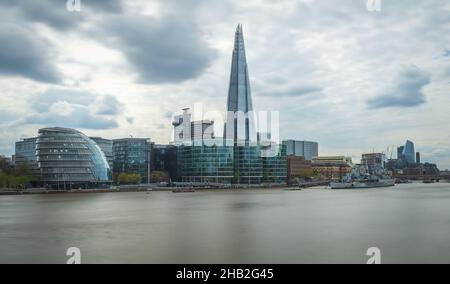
[1,183,450,264]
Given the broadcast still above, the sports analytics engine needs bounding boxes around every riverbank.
[0,185,299,196]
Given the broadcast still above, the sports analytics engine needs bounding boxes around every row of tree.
[113,171,170,185]
[0,161,36,189]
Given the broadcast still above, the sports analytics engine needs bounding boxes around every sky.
[0,0,449,168]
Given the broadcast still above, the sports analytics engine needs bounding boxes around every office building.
[282,140,319,160]
[113,138,153,183]
[15,137,40,176]
[361,153,386,173]
[261,143,287,183]
[402,140,416,164]
[287,156,313,184]
[178,140,234,184]
[152,144,179,182]
[311,156,353,181]
[36,127,111,189]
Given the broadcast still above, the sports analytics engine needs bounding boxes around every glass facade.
[233,146,262,184]
[112,138,152,183]
[283,140,319,160]
[152,144,178,182]
[90,137,113,170]
[226,24,256,143]
[262,144,287,183]
[178,141,234,184]
[402,140,416,164]
[36,127,111,188]
[15,137,40,176]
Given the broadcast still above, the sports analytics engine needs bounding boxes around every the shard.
[226,24,256,145]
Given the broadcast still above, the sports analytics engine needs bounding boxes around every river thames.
[1,183,450,264]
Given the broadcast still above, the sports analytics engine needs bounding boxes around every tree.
[151,171,170,183]
[117,173,141,185]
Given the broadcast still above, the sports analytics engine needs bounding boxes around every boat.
[331,179,395,189]
[330,164,395,190]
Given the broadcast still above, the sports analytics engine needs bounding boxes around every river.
[1,183,450,263]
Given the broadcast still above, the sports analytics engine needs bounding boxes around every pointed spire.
[226,24,255,143]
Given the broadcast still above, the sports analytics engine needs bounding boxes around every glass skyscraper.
[402,140,416,164]
[176,25,286,185]
[226,24,257,144]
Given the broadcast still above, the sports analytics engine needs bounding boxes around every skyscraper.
[226,24,263,184]
[402,140,416,164]
[226,24,257,144]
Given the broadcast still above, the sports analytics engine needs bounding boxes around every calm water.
[1,183,450,264]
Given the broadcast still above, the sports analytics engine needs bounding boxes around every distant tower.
[402,140,415,164]
[225,24,256,145]
[416,152,421,164]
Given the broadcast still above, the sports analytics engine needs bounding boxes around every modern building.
[282,140,319,160]
[178,140,234,184]
[261,143,287,183]
[36,127,111,189]
[152,144,179,182]
[113,138,153,183]
[361,153,386,174]
[225,24,257,145]
[15,137,39,176]
[287,156,313,184]
[192,120,215,143]
[175,25,287,185]
[173,108,192,145]
[416,152,421,164]
[172,108,215,145]
[0,155,13,171]
[90,137,113,169]
[397,146,405,160]
[311,156,353,181]
[402,140,416,164]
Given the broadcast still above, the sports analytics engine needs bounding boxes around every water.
[1,183,450,264]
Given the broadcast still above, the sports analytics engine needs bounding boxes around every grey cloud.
[95,95,123,115]
[258,85,322,97]
[26,105,118,130]
[97,13,217,84]
[367,67,431,109]
[444,49,450,57]
[31,89,92,112]
[126,117,134,124]
[0,24,61,83]
[27,89,122,130]
[0,0,123,29]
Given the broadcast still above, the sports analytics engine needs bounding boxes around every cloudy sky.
[0,0,449,168]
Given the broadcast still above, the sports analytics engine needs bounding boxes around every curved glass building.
[36,127,111,188]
